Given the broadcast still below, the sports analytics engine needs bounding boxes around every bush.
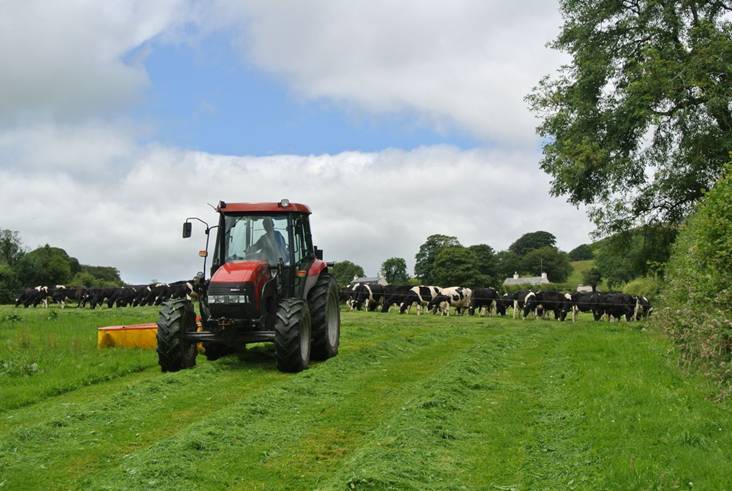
[622,277,660,301]
[655,162,732,395]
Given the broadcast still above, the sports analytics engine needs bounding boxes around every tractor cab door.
[291,214,314,297]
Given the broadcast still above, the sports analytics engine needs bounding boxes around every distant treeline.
[0,230,122,303]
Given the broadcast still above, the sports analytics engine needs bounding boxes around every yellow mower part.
[97,323,158,349]
[97,321,204,350]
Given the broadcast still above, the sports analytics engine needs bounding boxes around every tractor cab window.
[223,214,290,265]
[292,215,309,265]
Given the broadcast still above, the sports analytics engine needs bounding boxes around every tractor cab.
[158,200,340,373]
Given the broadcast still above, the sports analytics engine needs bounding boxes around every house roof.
[502,276,550,286]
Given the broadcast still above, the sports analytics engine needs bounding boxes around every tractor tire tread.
[308,273,340,360]
[274,298,310,372]
[156,298,197,372]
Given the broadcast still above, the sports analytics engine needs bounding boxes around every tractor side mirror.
[314,246,323,260]
[182,222,192,238]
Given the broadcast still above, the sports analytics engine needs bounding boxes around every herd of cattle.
[342,283,653,322]
[13,281,653,322]
[14,282,194,309]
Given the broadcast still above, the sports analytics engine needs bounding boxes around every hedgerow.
[655,162,732,396]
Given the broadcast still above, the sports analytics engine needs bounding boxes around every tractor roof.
[218,201,311,214]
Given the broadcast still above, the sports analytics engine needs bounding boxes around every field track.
[2,307,732,489]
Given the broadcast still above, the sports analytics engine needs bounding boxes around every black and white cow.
[469,287,499,316]
[524,291,572,320]
[399,286,441,315]
[15,286,47,308]
[634,296,653,320]
[428,287,472,315]
[512,290,535,319]
[352,284,385,311]
[428,294,452,315]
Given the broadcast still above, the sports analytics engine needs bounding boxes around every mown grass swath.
[1,307,732,489]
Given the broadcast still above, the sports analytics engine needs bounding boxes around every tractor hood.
[210,261,270,284]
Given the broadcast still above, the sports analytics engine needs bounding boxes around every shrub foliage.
[656,163,732,394]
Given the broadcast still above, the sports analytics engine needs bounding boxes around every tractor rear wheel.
[308,273,340,360]
[274,298,311,372]
[156,298,197,372]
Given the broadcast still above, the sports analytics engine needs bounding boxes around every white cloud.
[0,127,591,284]
[0,0,190,122]
[207,0,566,144]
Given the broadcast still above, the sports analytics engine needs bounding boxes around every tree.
[528,1,732,235]
[0,262,20,303]
[331,260,365,286]
[568,244,593,261]
[79,265,122,285]
[495,250,522,280]
[582,267,602,292]
[381,257,409,285]
[431,247,488,288]
[520,246,572,283]
[0,230,25,266]
[414,234,461,283]
[594,225,677,287]
[509,231,557,257]
[14,245,76,286]
[467,244,498,286]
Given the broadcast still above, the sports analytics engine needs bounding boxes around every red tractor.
[156,199,340,373]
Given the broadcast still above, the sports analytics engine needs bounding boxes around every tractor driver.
[248,217,288,264]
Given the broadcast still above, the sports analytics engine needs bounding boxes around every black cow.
[594,293,635,321]
[352,284,385,311]
[495,293,513,316]
[381,285,413,313]
[469,287,499,316]
[399,286,441,315]
[89,288,116,309]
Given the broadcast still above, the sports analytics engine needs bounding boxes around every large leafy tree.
[467,244,498,286]
[519,246,572,283]
[509,231,557,257]
[414,234,461,283]
[594,225,676,287]
[528,1,732,234]
[495,250,522,280]
[381,257,409,284]
[331,260,365,286]
[431,247,489,288]
[0,230,25,266]
[14,245,77,286]
[568,244,593,261]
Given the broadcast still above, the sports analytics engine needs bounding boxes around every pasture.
[1,306,732,490]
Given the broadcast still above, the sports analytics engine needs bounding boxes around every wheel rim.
[326,288,339,347]
[300,310,311,363]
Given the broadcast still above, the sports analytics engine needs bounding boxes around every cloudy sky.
[0,1,592,283]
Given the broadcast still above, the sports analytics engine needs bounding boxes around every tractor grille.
[207,282,259,319]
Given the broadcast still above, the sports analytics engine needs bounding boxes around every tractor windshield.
[222,214,290,265]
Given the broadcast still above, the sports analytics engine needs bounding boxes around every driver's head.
[263,217,274,233]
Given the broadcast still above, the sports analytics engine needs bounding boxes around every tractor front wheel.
[274,298,311,372]
[156,298,197,372]
[308,273,340,360]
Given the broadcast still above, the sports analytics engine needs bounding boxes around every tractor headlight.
[208,294,249,304]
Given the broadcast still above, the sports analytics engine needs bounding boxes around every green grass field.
[1,305,732,490]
